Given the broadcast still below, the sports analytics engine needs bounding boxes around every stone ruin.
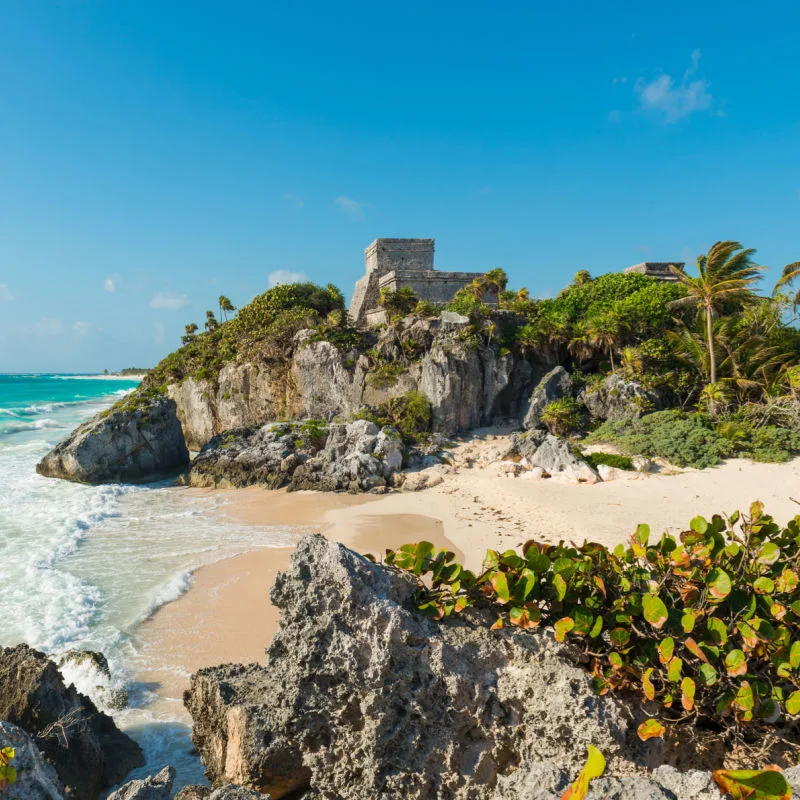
[623,261,685,282]
[349,238,495,327]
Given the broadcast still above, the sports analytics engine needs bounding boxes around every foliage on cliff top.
[352,390,432,443]
[144,282,350,386]
[378,503,800,767]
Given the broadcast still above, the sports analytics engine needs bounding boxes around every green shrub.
[352,390,432,443]
[585,409,733,469]
[717,419,800,463]
[414,300,440,318]
[379,503,800,762]
[294,419,328,449]
[583,452,633,471]
[540,398,586,436]
[366,361,407,389]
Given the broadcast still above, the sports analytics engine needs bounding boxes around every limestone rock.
[597,464,623,481]
[106,766,175,800]
[174,786,210,800]
[401,466,446,491]
[185,535,655,800]
[0,644,144,799]
[579,374,661,422]
[0,720,65,800]
[174,786,269,800]
[36,395,188,484]
[523,366,574,430]
[632,455,654,473]
[56,650,128,711]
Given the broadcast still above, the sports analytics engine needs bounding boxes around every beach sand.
[135,442,800,718]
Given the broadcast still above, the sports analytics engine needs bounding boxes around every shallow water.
[0,374,292,788]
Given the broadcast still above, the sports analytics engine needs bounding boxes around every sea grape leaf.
[754,577,775,595]
[610,628,631,648]
[667,657,683,683]
[642,667,656,701]
[712,768,791,800]
[757,543,781,566]
[491,571,511,603]
[726,649,748,677]
[658,637,674,664]
[559,745,606,800]
[785,690,800,715]
[708,567,732,600]
[554,617,575,642]
[642,593,668,629]
[698,663,718,686]
[637,719,665,740]
[681,677,696,711]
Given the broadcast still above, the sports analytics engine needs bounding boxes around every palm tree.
[204,310,219,332]
[567,321,594,366]
[772,260,800,308]
[182,323,199,344]
[588,313,623,371]
[669,241,763,384]
[482,268,508,296]
[572,269,592,287]
[218,295,236,322]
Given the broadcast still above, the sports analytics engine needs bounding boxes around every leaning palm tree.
[772,260,800,308]
[588,313,623,371]
[668,241,764,384]
[567,321,594,367]
[218,295,236,322]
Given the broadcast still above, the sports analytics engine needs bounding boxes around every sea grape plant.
[0,747,16,793]
[379,503,800,755]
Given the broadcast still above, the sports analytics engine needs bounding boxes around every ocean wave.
[0,418,62,435]
[136,571,194,624]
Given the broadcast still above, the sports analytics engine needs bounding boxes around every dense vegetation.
[379,503,800,769]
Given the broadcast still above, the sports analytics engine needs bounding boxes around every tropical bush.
[540,398,586,436]
[585,410,734,469]
[582,452,633,471]
[379,504,800,765]
[716,421,800,463]
[352,390,432,443]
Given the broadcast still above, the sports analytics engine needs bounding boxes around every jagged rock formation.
[35,396,188,484]
[579,374,662,422]
[184,535,662,800]
[509,430,600,483]
[0,644,144,799]
[0,720,64,800]
[522,366,574,430]
[106,766,175,800]
[189,420,404,492]
[174,787,271,800]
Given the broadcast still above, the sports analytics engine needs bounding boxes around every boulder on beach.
[0,644,144,799]
[579,373,661,422]
[0,720,65,800]
[522,366,574,430]
[184,535,677,800]
[35,393,189,484]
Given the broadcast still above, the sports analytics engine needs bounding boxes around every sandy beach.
[135,437,800,719]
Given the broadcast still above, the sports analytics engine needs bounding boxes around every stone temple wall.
[379,270,493,305]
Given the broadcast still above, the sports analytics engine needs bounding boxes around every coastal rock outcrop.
[56,650,128,711]
[579,374,661,422]
[106,766,175,800]
[0,644,144,799]
[35,395,189,484]
[0,720,65,800]
[510,430,600,483]
[522,366,574,430]
[185,535,656,800]
[189,420,405,492]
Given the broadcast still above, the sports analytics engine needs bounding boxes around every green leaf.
[706,616,728,645]
[690,516,708,534]
[552,574,567,602]
[697,663,718,686]
[786,690,800,715]
[526,552,551,573]
[413,541,435,575]
[554,617,575,642]
[642,593,668,629]
[757,542,781,566]
[791,641,800,670]
[725,649,748,677]
[707,567,732,600]
[681,611,698,633]
[491,571,511,603]
[589,616,603,639]
[560,745,606,800]
[713,769,791,800]
[754,576,775,595]
[681,677,696,711]
[635,523,650,545]
[657,637,674,664]
[610,628,631,647]
[667,657,683,683]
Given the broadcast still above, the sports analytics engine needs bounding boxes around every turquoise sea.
[0,374,292,788]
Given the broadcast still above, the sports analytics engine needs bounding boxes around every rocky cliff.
[169,321,548,452]
[182,535,765,800]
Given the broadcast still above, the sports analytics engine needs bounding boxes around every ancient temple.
[349,238,492,327]
[623,262,685,282]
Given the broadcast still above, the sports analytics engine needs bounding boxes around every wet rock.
[523,366,574,430]
[106,766,175,800]
[56,650,128,711]
[0,644,144,799]
[0,720,65,800]
[579,374,661,422]
[185,535,655,799]
[36,395,188,484]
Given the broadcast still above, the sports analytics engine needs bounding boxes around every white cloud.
[0,283,14,302]
[635,49,713,122]
[103,274,119,293]
[268,270,308,288]
[152,320,166,344]
[285,192,305,209]
[149,291,191,310]
[73,321,92,335]
[334,195,365,219]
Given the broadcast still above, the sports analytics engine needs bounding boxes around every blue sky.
[1,1,798,372]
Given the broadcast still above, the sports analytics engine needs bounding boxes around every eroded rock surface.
[36,396,188,484]
[0,644,144,799]
[106,766,175,800]
[522,366,574,430]
[0,720,64,800]
[510,430,600,483]
[579,374,661,422]
[190,420,405,492]
[185,536,655,800]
